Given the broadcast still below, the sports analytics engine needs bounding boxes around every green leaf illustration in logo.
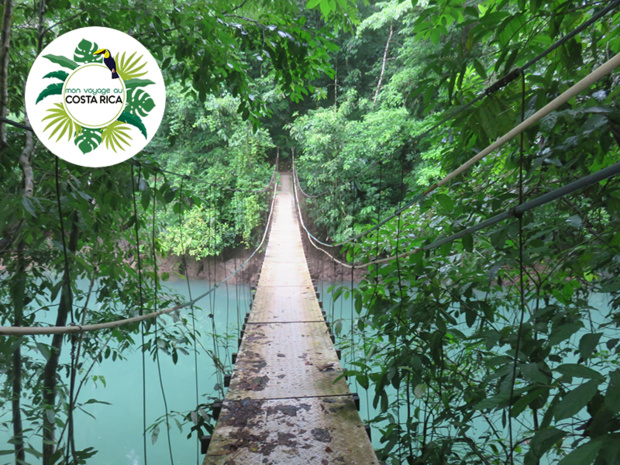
[43,54,79,70]
[125,79,155,90]
[126,89,155,118]
[115,51,147,81]
[36,83,63,103]
[74,39,101,64]
[118,112,147,138]
[75,128,102,154]
[101,121,132,153]
[42,103,81,142]
[43,70,70,82]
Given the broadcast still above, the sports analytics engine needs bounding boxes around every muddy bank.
[300,231,366,283]
[157,247,264,284]
[158,231,365,284]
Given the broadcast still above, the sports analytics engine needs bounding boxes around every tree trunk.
[10,105,35,465]
[0,0,14,149]
[11,248,26,465]
[372,21,393,111]
[42,215,79,465]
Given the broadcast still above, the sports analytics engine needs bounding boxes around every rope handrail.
[296,0,620,198]
[292,162,354,269]
[0,178,279,336]
[292,147,328,199]
[295,51,620,249]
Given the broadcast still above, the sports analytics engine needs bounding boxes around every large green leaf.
[36,83,63,104]
[43,70,69,82]
[41,103,81,142]
[115,51,148,81]
[118,111,147,138]
[554,379,601,421]
[555,364,605,382]
[74,39,100,64]
[125,79,156,90]
[75,128,102,154]
[126,89,155,118]
[605,369,620,414]
[43,54,78,70]
[557,440,602,465]
[101,121,132,153]
[524,427,565,465]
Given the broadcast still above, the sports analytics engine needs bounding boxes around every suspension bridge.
[2,34,620,465]
[202,173,377,464]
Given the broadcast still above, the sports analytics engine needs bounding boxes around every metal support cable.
[297,51,620,249]
[0,181,279,336]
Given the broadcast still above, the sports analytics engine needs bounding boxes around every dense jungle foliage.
[1,0,619,464]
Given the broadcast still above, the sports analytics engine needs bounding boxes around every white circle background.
[25,27,166,168]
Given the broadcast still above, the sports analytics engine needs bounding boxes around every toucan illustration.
[94,49,119,79]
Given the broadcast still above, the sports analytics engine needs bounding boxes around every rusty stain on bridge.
[203,173,378,465]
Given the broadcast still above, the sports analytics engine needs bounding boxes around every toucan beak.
[93,49,105,55]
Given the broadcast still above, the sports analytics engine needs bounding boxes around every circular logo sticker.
[25,27,165,168]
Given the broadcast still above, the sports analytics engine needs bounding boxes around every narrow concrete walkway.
[204,174,378,465]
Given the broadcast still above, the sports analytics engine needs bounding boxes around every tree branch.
[0,116,33,132]
[0,0,15,149]
[372,20,393,111]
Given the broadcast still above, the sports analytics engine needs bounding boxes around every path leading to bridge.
[203,173,378,465]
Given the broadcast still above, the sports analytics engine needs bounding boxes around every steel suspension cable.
[151,175,175,465]
[176,177,200,465]
[130,164,149,465]
[508,71,528,465]
[55,159,78,465]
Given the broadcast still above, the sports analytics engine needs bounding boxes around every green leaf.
[43,54,79,70]
[118,111,147,138]
[528,427,565,460]
[557,440,602,465]
[126,89,155,117]
[74,39,100,64]
[101,121,132,153]
[116,51,148,81]
[125,79,156,90]
[554,379,600,421]
[605,369,620,414]
[556,364,604,382]
[522,363,550,384]
[579,333,602,360]
[36,83,63,104]
[462,234,473,252]
[43,70,69,81]
[472,58,487,79]
[548,321,582,346]
[307,0,322,8]
[435,193,454,211]
[75,128,102,154]
[42,103,81,142]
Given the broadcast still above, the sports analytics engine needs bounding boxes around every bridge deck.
[204,174,378,465]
